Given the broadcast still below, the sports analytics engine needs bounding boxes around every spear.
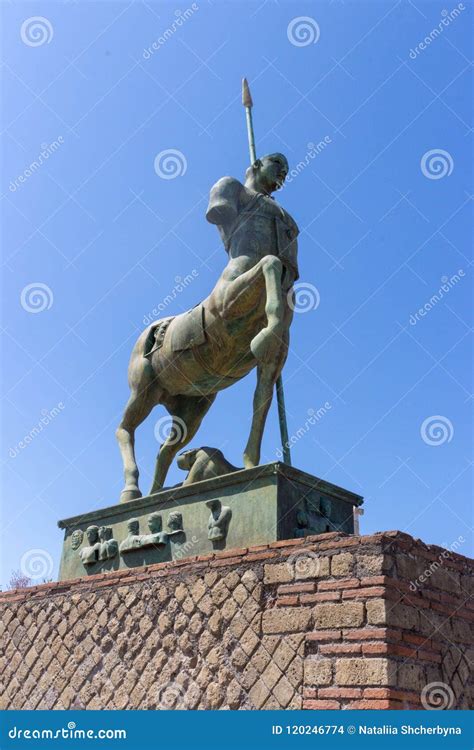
[242,77,292,466]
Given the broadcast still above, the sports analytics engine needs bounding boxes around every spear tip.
[242,77,253,108]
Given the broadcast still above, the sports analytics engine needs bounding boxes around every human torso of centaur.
[206,176,299,292]
[143,177,299,397]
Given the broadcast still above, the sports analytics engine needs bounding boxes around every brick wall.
[1,531,472,710]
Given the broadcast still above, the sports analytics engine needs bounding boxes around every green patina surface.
[57,463,363,581]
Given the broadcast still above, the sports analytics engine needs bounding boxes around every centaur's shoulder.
[211,177,244,191]
[209,176,244,196]
[206,176,246,226]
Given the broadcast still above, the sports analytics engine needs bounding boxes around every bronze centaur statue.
[117,153,299,502]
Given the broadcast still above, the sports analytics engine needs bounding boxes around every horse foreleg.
[243,365,276,468]
[250,256,285,364]
[150,394,216,494]
[116,389,156,503]
[244,328,290,469]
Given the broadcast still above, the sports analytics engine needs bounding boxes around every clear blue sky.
[1,0,472,586]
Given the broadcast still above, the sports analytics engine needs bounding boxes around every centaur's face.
[258,153,289,192]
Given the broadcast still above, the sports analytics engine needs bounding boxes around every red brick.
[244,551,278,562]
[359,534,384,545]
[210,556,243,567]
[458,608,474,622]
[276,595,299,607]
[421,589,441,602]
[147,561,172,573]
[361,576,411,592]
[361,643,391,655]
[215,547,247,558]
[362,688,392,699]
[319,643,361,655]
[429,601,455,616]
[303,699,340,710]
[300,592,340,604]
[303,688,318,699]
[391,691,421,704]
[402,632,427,647]
[278,582,316,595]
[360,575,388,586]
[363,688,421,704]
[389,644,418,658]
[319,688,361,699]
[318,578,360,591]
[318,538,360,550]
[402,594,430,609]
[269,538,306,549]
[362,643,417,658]
[417,649,442,663]
[342,586,386,599]
[305,630,341,642]
[347,699,404,710]
[439,592,462,606]
[303,532,343,543]
[344,628,401,641]
[185,561,209,571]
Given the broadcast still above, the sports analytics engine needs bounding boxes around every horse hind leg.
[150,393,215,494]
[116,389,156,503]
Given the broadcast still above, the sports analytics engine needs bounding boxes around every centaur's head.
[245,153,288,195]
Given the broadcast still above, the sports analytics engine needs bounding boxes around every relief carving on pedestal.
[119,518,142,553]
[206,499,232,543]
[70,529,83,550]
[79,525,118,566]
[119,512,184,554]
[293,496,337,538]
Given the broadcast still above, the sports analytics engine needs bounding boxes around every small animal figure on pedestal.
[177,447,240,486]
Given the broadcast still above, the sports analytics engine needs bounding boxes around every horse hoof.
[120,488,142,503]
[243,453,258,469]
